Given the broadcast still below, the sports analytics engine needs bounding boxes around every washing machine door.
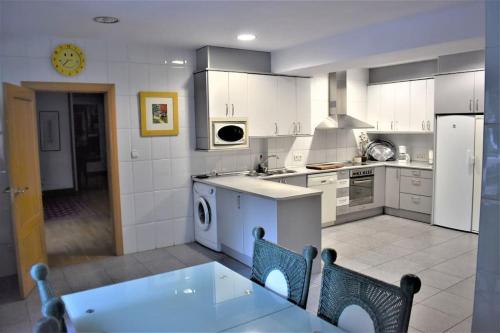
[195,197,211,231]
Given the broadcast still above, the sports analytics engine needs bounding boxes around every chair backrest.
[317,249,421,333]
[250,227,318,309]
[31,263,66,332]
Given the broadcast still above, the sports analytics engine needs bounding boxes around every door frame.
[21,81,124,256]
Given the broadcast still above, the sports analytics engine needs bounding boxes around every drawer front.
[337,170,349,180]
[337,187,349,198]
[337,179,349,188]
[337,196,349,206]
[401,168,433,179]
[400,193,432,214]
[400,176,433,196]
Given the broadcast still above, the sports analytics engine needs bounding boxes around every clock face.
[51,44,85,76]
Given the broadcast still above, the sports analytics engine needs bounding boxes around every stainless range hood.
[316,71,373,129]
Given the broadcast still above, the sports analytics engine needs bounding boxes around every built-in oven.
[349,168,374,207]
[210,118,248,149]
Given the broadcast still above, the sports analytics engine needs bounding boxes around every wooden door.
[208,71,229,117]
[3,83,46,298]
[228,72,248,117]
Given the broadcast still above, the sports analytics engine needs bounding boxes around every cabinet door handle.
[469,99,472,112]
[476,99,479,112]
[232,104,235,116]
[275,122,278,135]
[298,122,301,133]
[376,121,379,130]
[412,179,421,186]
[225,104,228,116]
[421,121,425,130]
[411,196,421,203]
[391,121,393,130]
[427,120,430,131]
[293,122,296,135]
[237,195,240,209]
[412,170,420,176]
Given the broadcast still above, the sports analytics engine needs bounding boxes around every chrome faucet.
[257,154,279,173]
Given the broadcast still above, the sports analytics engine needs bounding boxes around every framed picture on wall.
[39,111,61,151]
[139,91,179,136]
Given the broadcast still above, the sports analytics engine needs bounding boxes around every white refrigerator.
[433,115,483,232]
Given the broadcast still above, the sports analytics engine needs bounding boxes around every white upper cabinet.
[367,79,435,132]
[228,72,248,117]
[409,80,427,131]
[378,83,395,131]
[366,85,380,129]
[208,71,248,118]
[248,74,277,137]
[296,78,312,135]
[394,81,410,131]
[276,76,297,135]
[208,71,230,117]
[434,71,484,114]
[425,79,435,131]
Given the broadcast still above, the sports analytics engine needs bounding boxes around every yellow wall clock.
[51,43,86,76]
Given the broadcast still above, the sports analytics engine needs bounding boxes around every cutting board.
[306,163,345,170]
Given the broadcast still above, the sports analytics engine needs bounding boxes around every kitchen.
[0,1,494,332]
[191,47,482,332]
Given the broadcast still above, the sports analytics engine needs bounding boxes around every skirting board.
[335,207,384,225]
[384,207,431,223]
[221,244,252,267]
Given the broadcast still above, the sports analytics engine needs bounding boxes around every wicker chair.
[31,263,66,333]
[250,227,318,309]
[317,249,421,333]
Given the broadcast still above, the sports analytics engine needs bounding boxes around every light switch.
[131,149,139,159]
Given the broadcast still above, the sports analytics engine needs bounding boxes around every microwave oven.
[210,118,248,149]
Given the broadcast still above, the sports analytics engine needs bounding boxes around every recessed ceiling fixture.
[171,59,187,65]
[237,33,256,41]
[93,16,119,24]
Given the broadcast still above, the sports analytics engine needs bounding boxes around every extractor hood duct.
[316,71,373,129]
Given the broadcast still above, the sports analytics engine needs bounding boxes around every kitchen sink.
[247,169,297,177]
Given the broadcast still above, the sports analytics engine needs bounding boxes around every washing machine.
[193,182,221,251]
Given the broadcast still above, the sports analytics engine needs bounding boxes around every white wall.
[37,92,74,191]
[0,35,266,276]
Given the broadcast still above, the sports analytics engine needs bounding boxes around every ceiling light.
[171,60,187,65]
[237,34,256,41]
[93,16,119,24]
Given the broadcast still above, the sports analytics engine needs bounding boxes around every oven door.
[349,176,374,206]
[212,121,247,145]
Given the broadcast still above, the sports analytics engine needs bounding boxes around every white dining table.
[62,261,344,332]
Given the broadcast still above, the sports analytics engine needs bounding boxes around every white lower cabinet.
[385,167,400,209]
[218,189,244,253]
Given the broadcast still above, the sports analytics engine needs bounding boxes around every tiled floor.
[0,215,476,333]
[314,215,478,333]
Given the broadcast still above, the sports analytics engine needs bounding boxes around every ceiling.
[0,0,477,51]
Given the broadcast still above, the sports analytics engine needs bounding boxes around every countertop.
[193,175,322,201]
[262,161,433,179]
[192,161,432,200]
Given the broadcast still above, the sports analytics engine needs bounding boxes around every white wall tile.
[128,63,149,94]
[26,36,52,58]
[117,129,131,161]
[153,159,172,190]
[154,190,173,220]
[173,217,194,244]
[171,158,191,188]
[119,161,134,194]
[108,62,129,96]
[107,41,128,62]
[170,131,193,158]
[116,95,131,129]
[133,160,153,193]
[131,131,151,161]
[136,223,156,251]
[129,95,140,129]
[0,38,28,57]
[170,188,192,219]
[134,192,155,224]
[155,220,174,248]
[127,43,149,63]
[83,39,107,61]
[83,61,108,83]
[120,194,135,226]
[152,137,170,159]
[123,226,137,254]
[148,64,168,90]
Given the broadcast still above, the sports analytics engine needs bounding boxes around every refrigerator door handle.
[467,149,475,173]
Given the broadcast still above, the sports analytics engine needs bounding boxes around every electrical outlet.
[414,152,426,160]
[293,152,303,162]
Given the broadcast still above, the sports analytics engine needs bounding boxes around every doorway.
[37,92,112,266]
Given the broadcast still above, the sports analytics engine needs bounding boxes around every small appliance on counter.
[397,146,411,164]
[428,149,434,165]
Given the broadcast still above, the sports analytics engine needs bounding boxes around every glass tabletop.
[62,262,295,332]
